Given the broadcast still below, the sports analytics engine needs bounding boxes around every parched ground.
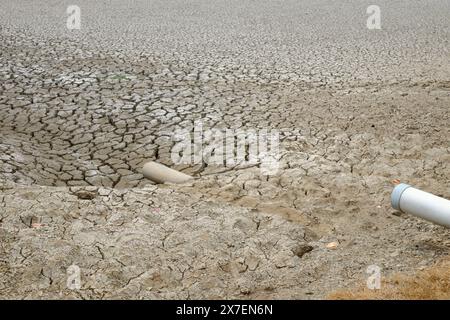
[0,0,449,299]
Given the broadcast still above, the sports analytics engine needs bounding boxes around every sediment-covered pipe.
[391,183,450,228]
[142,161,193,184]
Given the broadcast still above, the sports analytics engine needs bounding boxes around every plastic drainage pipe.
[391,183,450,228]
[142,161,193,184]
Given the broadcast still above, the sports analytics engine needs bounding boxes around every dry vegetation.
[329,257,450,300]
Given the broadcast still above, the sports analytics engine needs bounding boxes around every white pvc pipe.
[391,183,450,228]
[142,161,193,184]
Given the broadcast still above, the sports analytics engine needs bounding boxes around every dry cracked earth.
[0,0,449,299]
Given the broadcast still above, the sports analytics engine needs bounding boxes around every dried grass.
[328,257,450,300]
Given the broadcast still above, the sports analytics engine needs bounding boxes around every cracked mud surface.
[1,0,449,299]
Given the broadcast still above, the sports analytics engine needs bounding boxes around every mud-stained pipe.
[142,161,193,184]
[391,183,450,228]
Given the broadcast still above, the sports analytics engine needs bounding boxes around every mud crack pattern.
[0,0,449,299]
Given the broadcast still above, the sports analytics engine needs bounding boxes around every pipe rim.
[391,183,411,211]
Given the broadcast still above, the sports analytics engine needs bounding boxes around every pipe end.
[391,183,411,211]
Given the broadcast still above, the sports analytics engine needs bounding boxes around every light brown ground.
[1,0,449,299]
